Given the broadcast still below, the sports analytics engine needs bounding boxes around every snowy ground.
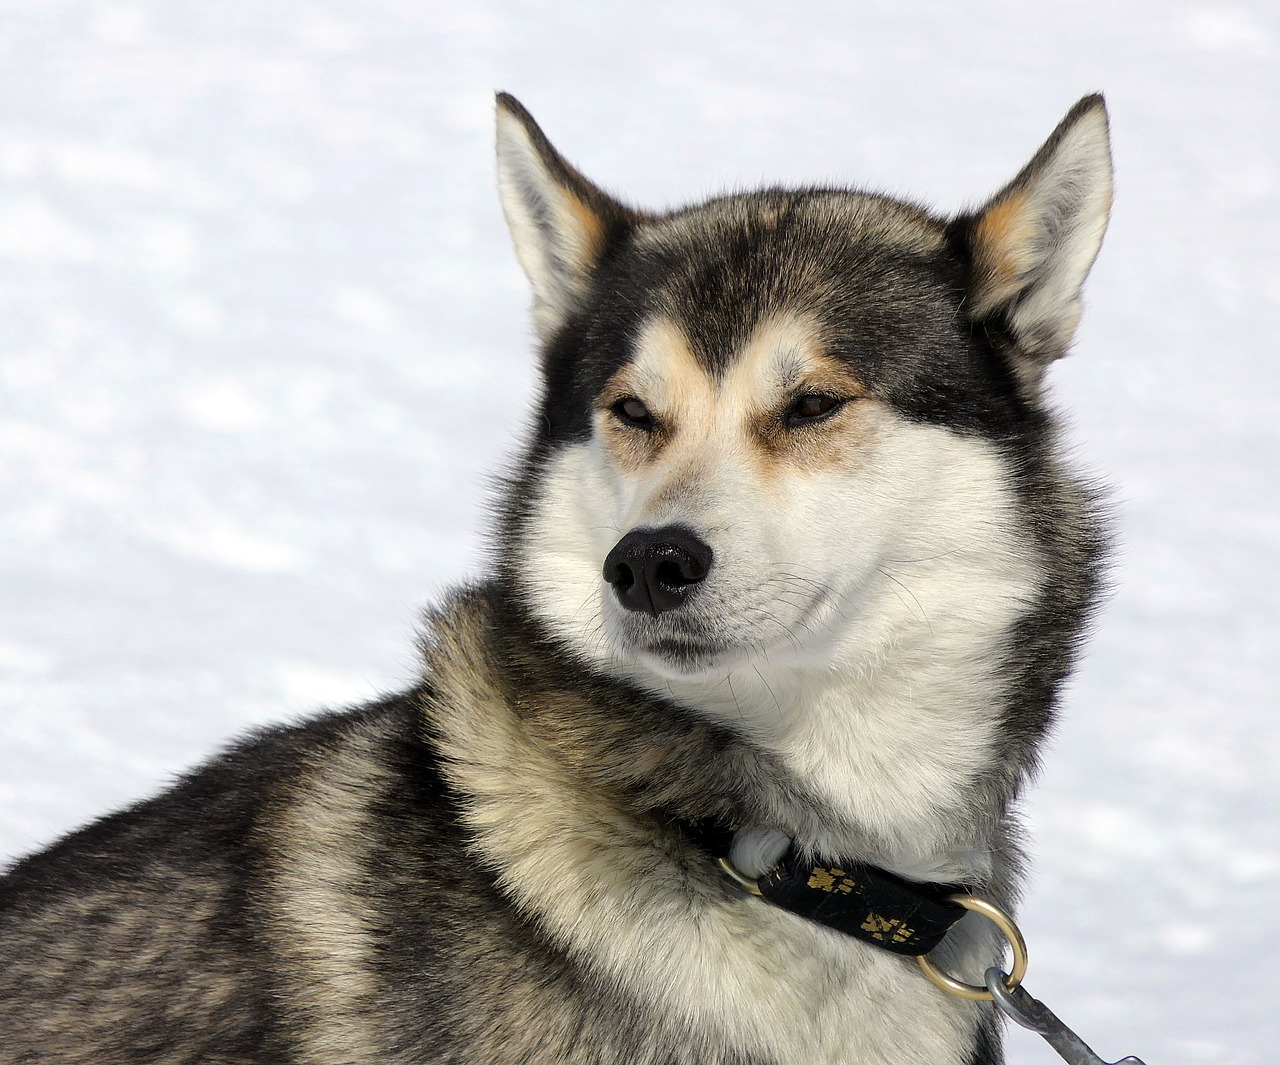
[2,3,1276,1062]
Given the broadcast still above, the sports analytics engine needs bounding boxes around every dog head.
[494,95,1112,703]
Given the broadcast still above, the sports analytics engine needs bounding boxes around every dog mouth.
[604,612,734,674]
[609,581,836,677]
[640,636,728,666]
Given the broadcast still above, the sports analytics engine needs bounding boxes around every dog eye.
[785,393,844,427]
[612,397,655,430]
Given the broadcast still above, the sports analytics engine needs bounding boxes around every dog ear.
[956,95,1113,381]
[495,93,634,342]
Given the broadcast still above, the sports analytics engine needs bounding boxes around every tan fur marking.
[597,319,710,472]
[597,404,662,472]
[738,331,872,477]
[783,356,866,403]
[972,190,1037,309]
[723,316,873,480]
[565,191,607,277]
[596,313,877,509]
[633,317,711,413]
[262,730,394,1065]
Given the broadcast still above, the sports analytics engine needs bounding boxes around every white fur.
[728,826,791,880]
[495,105,601,341]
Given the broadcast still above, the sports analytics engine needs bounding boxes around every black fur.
[538,190,1036,445]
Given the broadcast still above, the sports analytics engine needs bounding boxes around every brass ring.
[716,856,763,896]
[917,894,1028,1001]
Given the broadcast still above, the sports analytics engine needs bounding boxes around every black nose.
[602,525,714,616]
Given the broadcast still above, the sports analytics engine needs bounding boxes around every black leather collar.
[679,818,968,957]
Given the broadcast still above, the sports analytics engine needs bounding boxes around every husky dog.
[0,94,1112,1064]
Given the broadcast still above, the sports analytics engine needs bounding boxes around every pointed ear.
[495,93,633,342]
[956,95,1113,379]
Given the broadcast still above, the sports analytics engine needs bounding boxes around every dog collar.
[679,819,968,957]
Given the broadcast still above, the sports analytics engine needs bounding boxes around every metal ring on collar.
[715,856,764,896]
[917,894,1029,1001]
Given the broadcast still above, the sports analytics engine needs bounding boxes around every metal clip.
[984,967,1147,1065]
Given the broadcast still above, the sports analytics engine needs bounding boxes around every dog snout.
[602,526,713,616]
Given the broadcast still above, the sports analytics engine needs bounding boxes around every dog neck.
[424,585,1019,890]
[421,588,1001,1064]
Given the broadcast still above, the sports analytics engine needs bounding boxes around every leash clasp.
[919,896,1150,1065]
[983,966,1147,1065]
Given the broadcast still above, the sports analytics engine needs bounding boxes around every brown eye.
[785,393,844,427]
[612,396,655,430]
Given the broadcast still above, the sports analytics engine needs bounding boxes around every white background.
[1,3,1276,1062]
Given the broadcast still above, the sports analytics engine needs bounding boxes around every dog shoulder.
[0,688,444,1062]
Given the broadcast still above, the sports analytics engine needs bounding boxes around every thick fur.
[0,95,1112,1064]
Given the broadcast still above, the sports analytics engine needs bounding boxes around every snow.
[1,2,1276,1061]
